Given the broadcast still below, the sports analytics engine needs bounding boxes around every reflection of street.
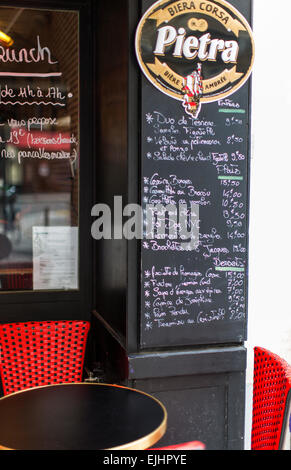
[0,8,79,293]
[0,192,71,262]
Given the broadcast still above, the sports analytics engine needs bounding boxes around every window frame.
[0,0,94,322]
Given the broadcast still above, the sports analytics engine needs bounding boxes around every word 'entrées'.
[154,27,239,62]
[0,36,57,64]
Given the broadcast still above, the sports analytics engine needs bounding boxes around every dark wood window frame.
[0,0,94,322]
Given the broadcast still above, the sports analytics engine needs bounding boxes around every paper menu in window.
[33,227,78,291]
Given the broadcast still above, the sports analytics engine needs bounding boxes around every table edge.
[0,382,168,451]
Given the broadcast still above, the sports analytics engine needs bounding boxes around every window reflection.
[0,8,79,292]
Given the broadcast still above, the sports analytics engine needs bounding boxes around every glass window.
[0,7,79,292]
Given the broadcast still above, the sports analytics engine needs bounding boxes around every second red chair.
[0,320,90,396]
[251,346,291,450]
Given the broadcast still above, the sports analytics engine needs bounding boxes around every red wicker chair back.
[0,321,90,396]
[252,347,291,450]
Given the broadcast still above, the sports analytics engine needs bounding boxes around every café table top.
[0,383,167,450]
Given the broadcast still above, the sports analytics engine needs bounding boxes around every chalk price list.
[141,97,248,336]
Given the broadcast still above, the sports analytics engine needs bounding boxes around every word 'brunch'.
[0,36,57,64]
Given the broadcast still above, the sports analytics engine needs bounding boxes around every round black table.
[0,383,167,450]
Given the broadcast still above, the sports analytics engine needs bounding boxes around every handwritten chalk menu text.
[0,8,80,292]
[141,88,250,347]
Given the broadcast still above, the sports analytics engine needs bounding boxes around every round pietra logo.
[135,0,254,118]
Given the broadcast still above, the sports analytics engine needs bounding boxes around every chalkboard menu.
[137,0,253,348]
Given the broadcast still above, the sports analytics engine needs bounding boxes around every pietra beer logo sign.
[135,0,254,118]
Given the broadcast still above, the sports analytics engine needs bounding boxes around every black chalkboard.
[139,0,252,348]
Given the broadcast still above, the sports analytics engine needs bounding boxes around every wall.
[245,0,291,448]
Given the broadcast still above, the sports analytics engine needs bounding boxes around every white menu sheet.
[33,227,78,290]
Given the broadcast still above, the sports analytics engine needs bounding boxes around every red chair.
[251,347,291,450]
[150,441,205,450]
[0,320,90,396]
